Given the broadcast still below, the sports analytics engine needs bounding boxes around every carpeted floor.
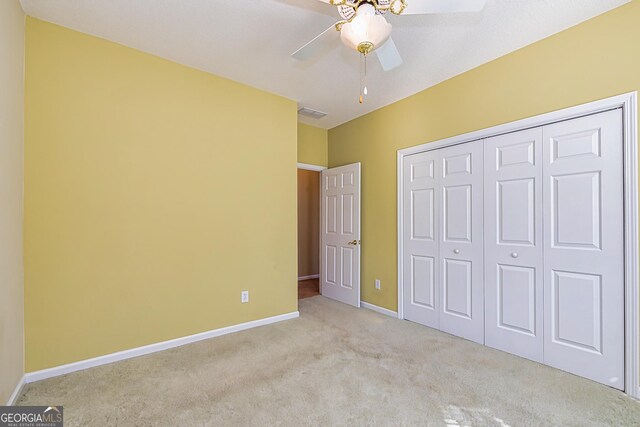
[18,296,640,426]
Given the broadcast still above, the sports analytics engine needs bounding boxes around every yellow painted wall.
[0,0,25,404]
[24,18,298,372]
[298,123,328,166]
[329,1,640,311]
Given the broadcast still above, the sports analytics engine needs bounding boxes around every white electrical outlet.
[375,279,381,290]
[241,290,249,303]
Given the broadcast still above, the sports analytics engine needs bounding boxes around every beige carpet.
[18,296,640,426]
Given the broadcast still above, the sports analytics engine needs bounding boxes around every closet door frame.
[397,92,639,399]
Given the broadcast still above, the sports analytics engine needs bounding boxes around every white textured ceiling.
[20,0,629,129]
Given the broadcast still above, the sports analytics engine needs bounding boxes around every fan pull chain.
[364,53,368,96]
[359,53,364,104]
[359,53,368,104]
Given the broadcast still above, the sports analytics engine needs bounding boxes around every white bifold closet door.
[483,109,624,389]
[402,141,484,344]
[439,142,485,344]
[402,150,440,329]
[402,109,624,390]
[484,128,544,363]
[542,109,624,390]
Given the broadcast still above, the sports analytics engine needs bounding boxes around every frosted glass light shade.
[340,5,392,54]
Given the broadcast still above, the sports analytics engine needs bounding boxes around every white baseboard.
[298,274,319,281]
[361,301,398,318]
[6,375,25,405]
[25,311,299,384]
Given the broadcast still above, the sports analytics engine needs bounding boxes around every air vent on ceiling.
[298,107,327,119]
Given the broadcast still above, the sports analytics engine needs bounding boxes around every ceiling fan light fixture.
[340,3,391,55]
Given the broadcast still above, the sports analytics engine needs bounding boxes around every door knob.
[348,240,358,245]
[453,249,460,254]
[511,252,519,258]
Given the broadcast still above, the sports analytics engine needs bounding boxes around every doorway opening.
[297,164,324,299]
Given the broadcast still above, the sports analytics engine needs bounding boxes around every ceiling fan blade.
[291,25,338,61]
[375,37,403,71]
[401,0,487,14]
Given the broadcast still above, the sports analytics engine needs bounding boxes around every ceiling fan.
[291,0,487,101]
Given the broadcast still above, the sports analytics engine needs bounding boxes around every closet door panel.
[542,109,624,390]
[403,151,440,328]
[439,141,484,344]
[484,128,544,362]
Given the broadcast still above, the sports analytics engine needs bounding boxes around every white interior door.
[402,151,439,328]
[484,128,544,362]
[438,142,484,344]
[320,163,361,307]
[542,109,624,390]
